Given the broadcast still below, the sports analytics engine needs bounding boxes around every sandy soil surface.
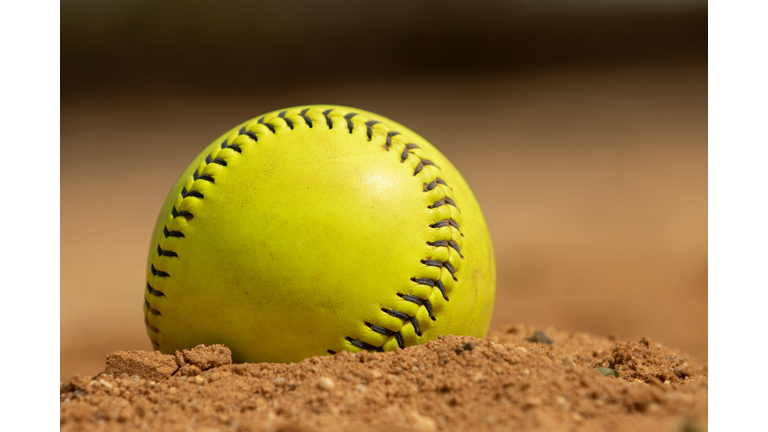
[60,325,707,431]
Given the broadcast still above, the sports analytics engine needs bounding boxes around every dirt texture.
[60,325,707,431]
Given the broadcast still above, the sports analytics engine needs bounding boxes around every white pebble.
[316,377,335,391]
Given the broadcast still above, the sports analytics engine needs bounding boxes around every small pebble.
[527,330,554,345]
[271,377,285,386]
[406,411,436,431]
[316,377,335,391]
[526,396,543,406]
[194,376,205,385]
[454,341,475,354]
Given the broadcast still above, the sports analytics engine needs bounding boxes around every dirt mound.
[60,325,707,431]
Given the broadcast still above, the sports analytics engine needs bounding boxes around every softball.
[144,105,495,363]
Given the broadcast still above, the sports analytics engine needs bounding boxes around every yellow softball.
[144,105,495,363]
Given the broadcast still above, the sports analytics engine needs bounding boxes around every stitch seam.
[145,132,251,350]
[317,107,463,354]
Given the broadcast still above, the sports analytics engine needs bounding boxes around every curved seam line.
[318,107,463,354]
[145,130,252,349]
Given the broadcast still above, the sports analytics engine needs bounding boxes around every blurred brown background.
[61,0,707,380]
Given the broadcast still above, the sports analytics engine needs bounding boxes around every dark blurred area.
[61,0,707,380]
[62,0,706,92]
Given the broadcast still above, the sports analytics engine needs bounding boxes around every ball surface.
[144,105,495,363]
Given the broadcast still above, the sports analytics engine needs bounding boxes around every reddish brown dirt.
[60,325,708,431]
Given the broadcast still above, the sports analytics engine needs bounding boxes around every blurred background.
[61,0,707,380]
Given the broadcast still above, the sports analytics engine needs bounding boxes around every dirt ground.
[60,325,708,431]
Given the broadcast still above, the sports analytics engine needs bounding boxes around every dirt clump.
[60,326,707,431]
[98,344,232,382]
[601,337,694,384]
[103,350,177,382]
[175,344,233,377]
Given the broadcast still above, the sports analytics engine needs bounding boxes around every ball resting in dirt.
[144,106,496,363]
